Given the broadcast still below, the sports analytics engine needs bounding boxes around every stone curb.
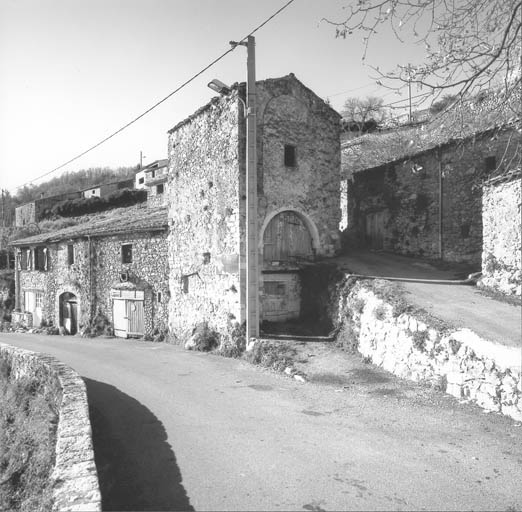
[0,343,101,511]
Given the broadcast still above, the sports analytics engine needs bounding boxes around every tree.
[341,96,387,135]
[325,0,521,114]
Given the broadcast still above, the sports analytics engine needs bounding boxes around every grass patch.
[0,357,60,511]
[243,342,297,372]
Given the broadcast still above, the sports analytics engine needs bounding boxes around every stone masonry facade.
[14,230,168,337]
[345,129,519,265]
[480,175,522,295]
[167,74,341,340]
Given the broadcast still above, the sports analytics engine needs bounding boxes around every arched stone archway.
[259,208,320,267]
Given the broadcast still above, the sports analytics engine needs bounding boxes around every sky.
[0,0,429,193]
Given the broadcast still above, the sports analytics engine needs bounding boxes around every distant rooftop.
[11,206,168,246]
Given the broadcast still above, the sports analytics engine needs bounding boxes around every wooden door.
[263,211,313,265]
[113,299,128,338]
[127,300,144,336]
[365,211,386,250]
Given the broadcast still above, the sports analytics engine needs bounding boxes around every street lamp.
[207,79,232,96]
[207,36,259,341]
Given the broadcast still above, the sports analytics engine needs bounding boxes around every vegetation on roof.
[43,188,146,219]
[10,204,167,245]
[342,87,521,175]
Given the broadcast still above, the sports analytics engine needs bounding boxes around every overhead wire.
[14,0,297,191]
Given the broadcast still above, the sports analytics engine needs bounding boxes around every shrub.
[412,330,429,352]
[187,321,220,351]
[0,357,59,511]
[218,321,246,358]
[243,341,296,372]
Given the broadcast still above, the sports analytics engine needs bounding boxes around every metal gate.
[113,298,144,338]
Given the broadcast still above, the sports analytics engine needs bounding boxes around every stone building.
[480,169,521,296]
[11,206,169,338]
[80,178,134,199]
[342,102,520,267]
[167,73,341,339]
[15,191,82,227]
[137,159,169,208]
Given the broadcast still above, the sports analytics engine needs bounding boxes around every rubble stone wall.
[0,342,101,511]
[17,231,169,337]
[336,278,522,421]
[93,232,169,336]
[255,77,342,258]
[349,130,518,265]
[480,177,521,296]
[168,96,242,340]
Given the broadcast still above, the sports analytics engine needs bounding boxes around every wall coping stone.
[450,329,521,372]
[0,342,101,511]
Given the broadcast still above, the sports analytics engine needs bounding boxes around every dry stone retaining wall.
[336,279,522,421]
[0,342,101,511]
[480,177,521,296]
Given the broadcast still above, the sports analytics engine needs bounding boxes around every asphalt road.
[334,250,521,347]
[3,333,522,511]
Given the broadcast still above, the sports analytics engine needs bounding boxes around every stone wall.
[16,231,169,337]
[480,176,521,296]
[348,129,518,265]
[168,95,242,339]
[167,74,341,339]
[0,342,101,511]
[335,278,522,421]
[255,76,341,258]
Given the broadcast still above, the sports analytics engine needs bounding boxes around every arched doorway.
[262,210,315,267]
[260,210,319,325]
[59,292,78,335]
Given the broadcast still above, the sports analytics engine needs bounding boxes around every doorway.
[113,298,144,338]
[59,292,78,335]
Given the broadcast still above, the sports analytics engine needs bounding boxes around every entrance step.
[258,334,334,343]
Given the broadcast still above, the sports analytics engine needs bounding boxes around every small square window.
[121,244,133,264]
[157,183,164,195]
[138,177,144,185]
[485,156,496,171]
[67,244,74,265]
[284,145,296,167]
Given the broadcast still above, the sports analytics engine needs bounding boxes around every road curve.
[2,333,521,511]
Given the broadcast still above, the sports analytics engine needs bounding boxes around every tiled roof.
[342,89,521,176]
[11,206,168,246]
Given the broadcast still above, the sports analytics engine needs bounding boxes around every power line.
[14,0,296,191]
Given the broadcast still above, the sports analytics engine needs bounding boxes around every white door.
[113,299,128,338]
[24,291,43,327]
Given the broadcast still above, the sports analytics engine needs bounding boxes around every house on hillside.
[10,206,169,337]
[341,98,521,268]
[135,159,169,207]
[15,191,82,227]
[80,178,134,199]
[167,73,341,338]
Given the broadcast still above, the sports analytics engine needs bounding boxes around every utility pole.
[230,36,259,340]
[407,63,413,123]
[245,35,259,340]
[139,151,143,169]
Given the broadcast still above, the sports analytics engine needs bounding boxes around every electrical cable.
[14,0,296,191]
